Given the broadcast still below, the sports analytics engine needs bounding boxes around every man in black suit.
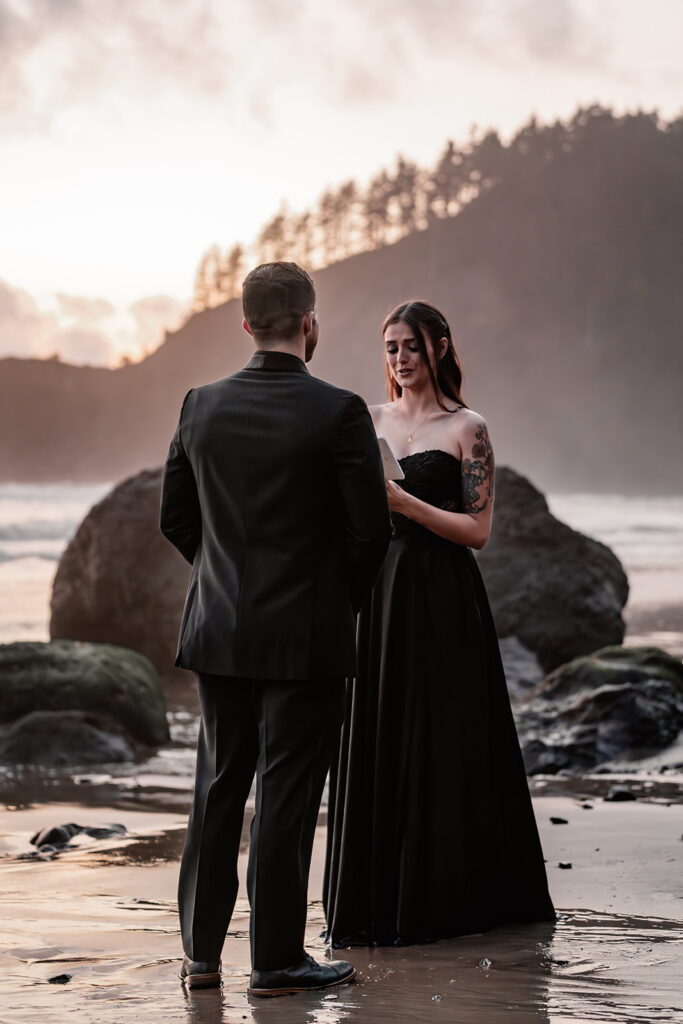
[160,262,391,996]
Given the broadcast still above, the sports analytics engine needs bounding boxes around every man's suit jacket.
[160,350,391,680]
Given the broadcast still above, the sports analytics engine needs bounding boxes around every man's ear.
[242,318,253,337]
[302,311,314,334]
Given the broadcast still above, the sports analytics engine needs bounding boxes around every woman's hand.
[385,480,415,516]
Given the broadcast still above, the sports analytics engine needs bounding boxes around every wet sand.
[1,786,682,1024]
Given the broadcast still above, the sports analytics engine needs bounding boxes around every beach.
[1,779,682,1024]
[1,484,682,1021]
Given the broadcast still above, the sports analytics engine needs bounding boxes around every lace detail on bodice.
[391,449,462,538]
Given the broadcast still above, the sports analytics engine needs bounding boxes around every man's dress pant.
[178,673,345,970]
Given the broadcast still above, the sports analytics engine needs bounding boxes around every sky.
[1,0,681,365]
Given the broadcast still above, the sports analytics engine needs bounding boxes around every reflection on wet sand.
[180,921,556,1024]
[1,791,682,1022]
[177,910,683,1024]
[548,910,683,1023]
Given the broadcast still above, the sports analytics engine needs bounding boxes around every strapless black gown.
[323,450,555,946]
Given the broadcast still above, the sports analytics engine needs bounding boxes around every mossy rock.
[0,640,169,746]
[535,645,683,699]
[517,645,683,774]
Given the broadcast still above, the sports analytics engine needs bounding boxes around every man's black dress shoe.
[248,952,356,997]
[179,954,222,989]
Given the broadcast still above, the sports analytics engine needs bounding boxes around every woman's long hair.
[382,300,467,410]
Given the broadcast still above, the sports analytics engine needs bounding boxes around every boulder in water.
[476,468,629,672]
[49,465,629,685]
[50,468,189,684]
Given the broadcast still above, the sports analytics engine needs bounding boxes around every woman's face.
[384,320,436,392]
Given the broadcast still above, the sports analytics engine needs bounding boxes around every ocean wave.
[630,524,683,534]
[0,549,60,563]
[0,521,76,542]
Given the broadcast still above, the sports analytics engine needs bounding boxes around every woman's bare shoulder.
[454,404,485,423]
[447,406,491,455]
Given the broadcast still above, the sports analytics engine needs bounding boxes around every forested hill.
[1,108,681,493]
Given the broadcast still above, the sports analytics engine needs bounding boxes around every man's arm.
[160,390,201,564]
[334,393,392,613]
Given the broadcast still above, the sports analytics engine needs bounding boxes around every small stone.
[478,958,492,969]
[581,803,593,809]
[605,787,636,802]
[432,994,442,1001]
[550,816,569,824]
[558,862,573,869]
[48,974,72,984]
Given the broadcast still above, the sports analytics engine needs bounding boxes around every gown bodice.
[392,449,462,538]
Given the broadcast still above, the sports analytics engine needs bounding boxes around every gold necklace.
[398,403,434,445]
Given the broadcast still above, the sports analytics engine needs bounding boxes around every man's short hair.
[242,262,316,343]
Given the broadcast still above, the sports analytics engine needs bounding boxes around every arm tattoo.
[462,423,494,513]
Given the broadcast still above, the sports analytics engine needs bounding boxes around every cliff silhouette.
[2,108,681,493]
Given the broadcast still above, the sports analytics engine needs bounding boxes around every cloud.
[49,324,116,364]
[0,0,230,127]
[0,0,610,129]
[56,292,115,322]
[234,0,611,116]
[0,278,49,357]
[508,0,607,65]
[351,0,606,67]
[127,295,183,356]
[0,278,182,365]
[0,278,116,363]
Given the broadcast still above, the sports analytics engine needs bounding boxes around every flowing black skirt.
[323,529,555,946]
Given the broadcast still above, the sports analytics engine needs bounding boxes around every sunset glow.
[1,0,681,365]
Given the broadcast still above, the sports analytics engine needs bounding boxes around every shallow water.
[3,894,681,1024]
[1,792,681,1024]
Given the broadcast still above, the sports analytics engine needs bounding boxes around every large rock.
[499,636,544,699]
[515,646,683,774]
[0,639,169,747]
[50,464,628,683]
[476,468,629,671]
[50,468,190,683]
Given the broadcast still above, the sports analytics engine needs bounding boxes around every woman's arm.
[386,415,495,550]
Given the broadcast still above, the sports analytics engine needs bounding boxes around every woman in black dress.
[324,300,555,947]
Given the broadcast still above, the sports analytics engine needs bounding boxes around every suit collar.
[246,350,309,374]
